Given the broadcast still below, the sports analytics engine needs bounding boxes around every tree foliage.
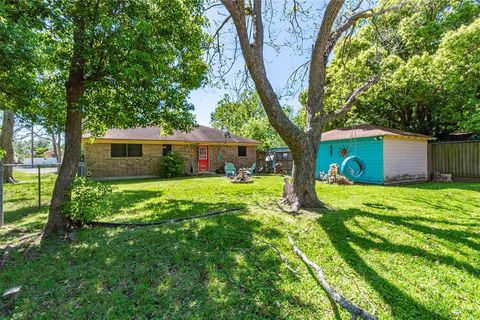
[25,0,210,234]
[0,1,41,106]
[211,91,299,150]
[325,0,480,136]
[42,0,208,135]
[434,18,480,133]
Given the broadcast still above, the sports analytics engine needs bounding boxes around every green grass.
[1,174,479,319]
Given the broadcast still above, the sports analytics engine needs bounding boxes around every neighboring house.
[317,124,433,184]
[44,150,58,158]
[82,125,260,178]
[264,147,293,173]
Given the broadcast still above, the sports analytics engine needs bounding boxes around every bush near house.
[63,178,114,225]
[159,151,185,178]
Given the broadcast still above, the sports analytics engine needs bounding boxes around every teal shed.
[316,125,432,184]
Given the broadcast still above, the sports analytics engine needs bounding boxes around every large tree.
[35,0,207,235]
[324,0,480,136]
[0,1,43,182]
[219,0,386,209]
[0,110,15,181]
[211,91,295,150]
[433,18,480,134]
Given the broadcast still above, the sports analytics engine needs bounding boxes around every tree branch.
[306,0,344,129]
[326,3,403,56]
[326,77,378,121]
[252,0,264,56]
[289,235,377,320]
[204,2,224,12]
[215,15,232,40]
[221,0,304,146]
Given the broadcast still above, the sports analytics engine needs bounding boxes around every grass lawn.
[1,174,479,319]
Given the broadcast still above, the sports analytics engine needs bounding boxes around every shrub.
[159,151,185,178]
[63,178,114,225]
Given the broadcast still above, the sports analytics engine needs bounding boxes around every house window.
[111,144,127,157]
[163,144,172,156]
[111,144,142,157]
[280,152,289,160]
[238,146,247,157]
[199,146,207,160]
[127,144,142,157]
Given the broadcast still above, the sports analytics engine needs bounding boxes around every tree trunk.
[44,11,86,236]
[51,132,60,173]
[56,132,62,162]
[287,137,325,211]
[0,110,15,182]
[55,132,62,174]
[51,133,58,161]
[44,77,84,235]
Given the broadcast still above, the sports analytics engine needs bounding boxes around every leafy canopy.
[39,0,208,135]
[324,0,480,136]
[211,91,298,150]
[0,1,43,109]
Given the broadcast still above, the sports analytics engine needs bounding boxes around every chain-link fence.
[0,162,86,227]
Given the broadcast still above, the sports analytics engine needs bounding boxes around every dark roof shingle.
[82,125,260,144]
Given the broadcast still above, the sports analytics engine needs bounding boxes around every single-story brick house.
[82,126,260,178]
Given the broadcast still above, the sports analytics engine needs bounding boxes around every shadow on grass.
[394,182,480,191]
[3,205,45,224]
[318,208,480,319]
[103,175,223,186]
[106,189,247,222]
[0,206,47,245]
[363,203,397,211]
[2,204,318,319]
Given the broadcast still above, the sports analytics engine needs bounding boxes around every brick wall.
[172,144,198,174]
[83,143,163,177]
[83,142,257,177]
[209,145,256,172]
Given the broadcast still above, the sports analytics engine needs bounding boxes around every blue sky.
[188,51,307,125]
[188,2,327,125]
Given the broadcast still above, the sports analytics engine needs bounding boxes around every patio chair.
[248,163,256,176]
[225,162,236,178]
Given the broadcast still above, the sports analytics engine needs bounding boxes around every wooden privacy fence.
[428,141,480,180]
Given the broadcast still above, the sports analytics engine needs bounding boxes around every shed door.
[198,145,209,172]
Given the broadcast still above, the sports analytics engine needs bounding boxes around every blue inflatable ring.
[340,156,366,180]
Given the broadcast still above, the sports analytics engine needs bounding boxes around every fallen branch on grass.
[254,238,298,274]
[288,236,377,320]
[88,207,242,228]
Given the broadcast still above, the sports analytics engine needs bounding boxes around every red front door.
[198,145,209,172]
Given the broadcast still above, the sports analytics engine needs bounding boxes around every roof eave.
[81,137,260,146]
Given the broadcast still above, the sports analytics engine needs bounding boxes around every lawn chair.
[248,163,256,176]
[225,162,236,178]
